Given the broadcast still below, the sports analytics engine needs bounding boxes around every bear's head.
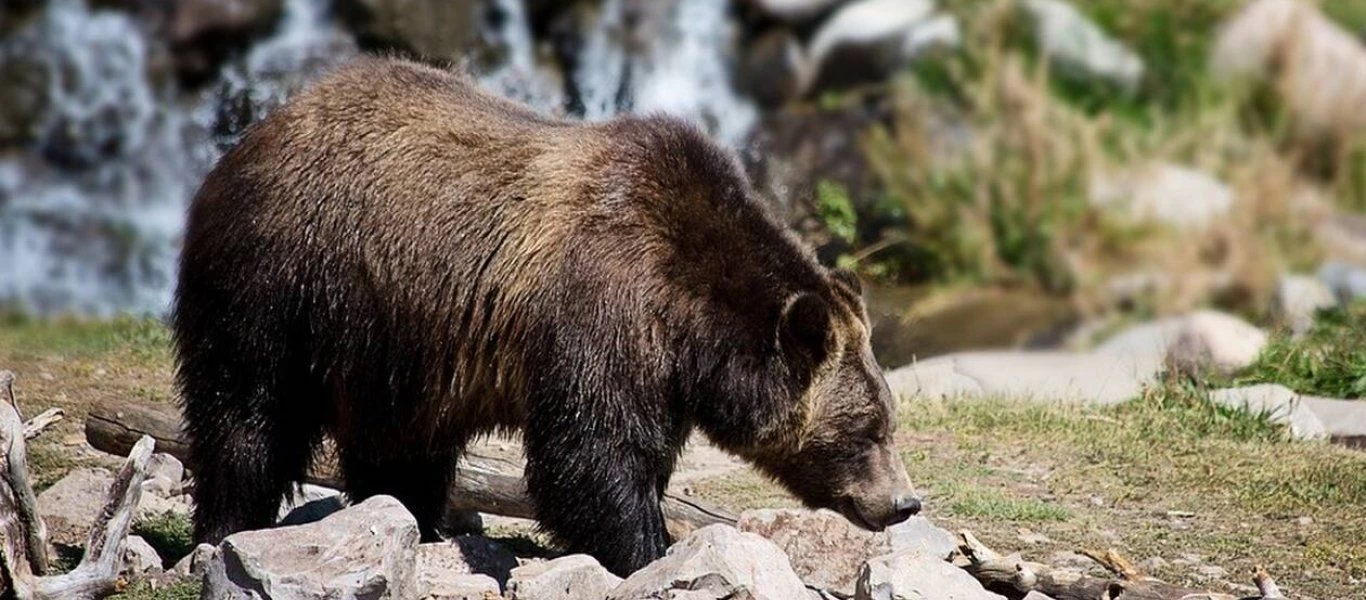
[705,268,920,531]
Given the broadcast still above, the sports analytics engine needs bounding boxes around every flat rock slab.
[855,551,1006,600]
[887,351,1153,405]
[738,508,891,596]
[1301,396,1366,447]
[1208,385,1328,440]
[201,495,420,600]
[507,554,622,600]
[37,467,116,547]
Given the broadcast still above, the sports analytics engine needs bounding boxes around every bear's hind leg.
[179,349,323,544]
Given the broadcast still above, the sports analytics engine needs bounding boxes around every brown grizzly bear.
[173,56,918,576]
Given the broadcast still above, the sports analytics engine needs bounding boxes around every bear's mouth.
[837,496,882,532]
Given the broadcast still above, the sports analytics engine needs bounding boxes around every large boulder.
[738,508,911,596]
[200,495,420,600]
[1096,310,1267,377]
[37,467,116,547]
[805,0,959,93]
[1020,0,1144,90]
[121,535,164,580]
[608,524,814,600]
[1212,0,1366,142]
[507,554,623,600]
[417,536,519,590]
[855,551,1006,600]
[1089,163,1234,230]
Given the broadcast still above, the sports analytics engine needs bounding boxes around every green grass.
[133,511,196,566]
[942,484,1071,522]
[0,312,171,364]
[1234,302,1366,398]
[116,580,201,600]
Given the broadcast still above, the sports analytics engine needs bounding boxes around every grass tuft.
[1234,301,1366,398]
[133,511,195,566]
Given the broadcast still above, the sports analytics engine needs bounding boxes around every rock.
[1090,163,1234,230]
[1096,310,1267,377]
[738,508,891,595]
[1021,0,1143,90]
[1208,385,1327,440]
[507,554,623,600]
[887,351,1153,405]
[143,452,185,498]
[337,0,488,62]
[421,573,500,600]
[805,0,958,93]
[1016,529,1051,545]
[122,535,164,579]
[418,536,519,589]
[1275,274,1337,335]
[278,483,346,523]
[136,491,193,524]
[169,0,285,82]
[1194,565,1228,580]
[37,467,116,547]
[887,516,958,560]
[608,524,811,600]
[1212,0,1366,142]
[201,495,420,600]
[1299,395,1366,447]
[1022,593,1056,600]
[172,543,217,579]
[749,0,848,23]
[855,551,1006,600]
[740,28,808,108]
[1318,261,1366,304]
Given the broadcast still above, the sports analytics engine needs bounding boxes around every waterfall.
[0,0,759,316]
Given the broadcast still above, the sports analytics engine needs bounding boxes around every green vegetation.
[133,511,196,565]
[0,312,171,364]
[117,580,201,600]
[1234,301,1366,398]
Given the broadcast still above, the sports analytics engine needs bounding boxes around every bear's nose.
[892,494,922,524]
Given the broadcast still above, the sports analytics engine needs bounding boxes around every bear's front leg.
[523,415,673,576]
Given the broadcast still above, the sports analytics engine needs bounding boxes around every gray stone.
[1275,274,1338,336]
[201,495,420,600]
[738,508,891,596]
[855,551,1006,600]
[887,351,1152,405]
[37,467,116,547]
[1302,395,1366,447]
[507,554,622,600]
[121,535,163,579]
[172,543,217,579]
[418,536,519,589]
[142,452,184,498]
[420,573,500,600]
[608,524,810,600]
[1096,311,1266,377]
[1089,163,1233,230]
[750,0,849,22]
[1318,261,1366,304]
[136,492,193,523]
[887,516,957,560]
[1021,0,1143,90]
[1022,593,1056,600]
[806,0,958,93]
[1209,385,1327,440]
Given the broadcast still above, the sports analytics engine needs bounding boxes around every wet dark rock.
[739,27,808,108]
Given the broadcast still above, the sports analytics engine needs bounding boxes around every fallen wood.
[84,397,737,534]
[22,409,63,441]
[953,530,1294,600]
[2,371,158,599]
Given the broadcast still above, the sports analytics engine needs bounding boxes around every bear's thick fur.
[174,56,915,575]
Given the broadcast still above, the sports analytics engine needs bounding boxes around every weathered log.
[84,398,738,533]
[952,530,1291,600]
[2,371,158,599]
[22,409,63,441]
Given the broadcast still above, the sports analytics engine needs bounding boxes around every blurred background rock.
[4,0,1366,365]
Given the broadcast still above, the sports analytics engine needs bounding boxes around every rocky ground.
[3,304,1366,599]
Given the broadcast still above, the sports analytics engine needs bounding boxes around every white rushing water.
[0,0,758,315]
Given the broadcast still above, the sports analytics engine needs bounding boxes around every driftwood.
[1,371,157,600]
[953,530,1294,600]
[84,397,738,534]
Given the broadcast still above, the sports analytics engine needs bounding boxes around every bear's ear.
[831,267,863,296]
[778,293,833,364]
